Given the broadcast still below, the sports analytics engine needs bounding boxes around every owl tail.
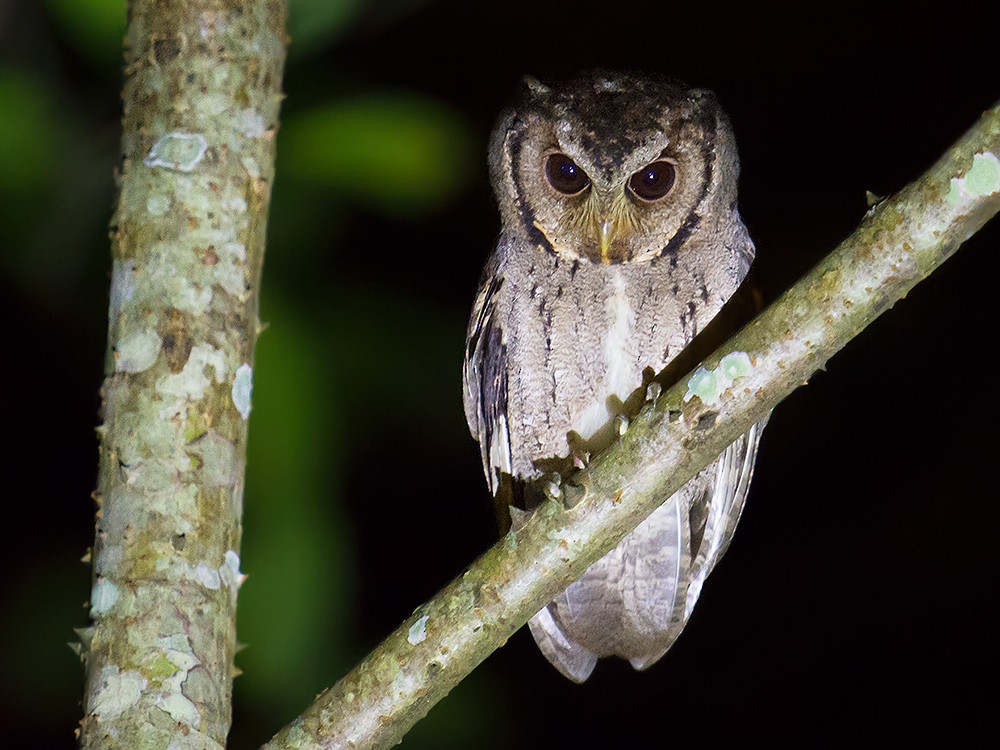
[527,491,692,683]
[527,424,765,682]
[528,606,600,683]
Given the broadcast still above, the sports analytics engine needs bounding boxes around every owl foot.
[614,413,630,436]
[645,381,662,403]
[542,472,587,510]
[542,472,563,502]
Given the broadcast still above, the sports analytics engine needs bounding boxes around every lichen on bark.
[79,2,287,748]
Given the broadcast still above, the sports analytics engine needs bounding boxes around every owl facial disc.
[490,72,731,265]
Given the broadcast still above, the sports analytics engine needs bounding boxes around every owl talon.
[572,450,590,469]
[543,473,563,502]
[645,382,662,403]
[614,414,629,436]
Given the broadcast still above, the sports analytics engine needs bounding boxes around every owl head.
[489,71,741,264]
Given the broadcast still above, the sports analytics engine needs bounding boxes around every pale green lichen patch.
[151,634,202,727]
[146,483,199,537]
[147,194,170,216]
[116,328,162,373]
[136,258,216,316]
[407,615,429,645]
[684,351,754,407]
[684,367,718,404]
[232,363,253,419]
[144,652,179,681]
[158,634,199,670]
[221,549,243,589]
[126,459,188,494]
[90,666,147,721]
[157,691,201,728]
[719,351,753,381]
[159,265,216,315]
[192,563,222,590]
[224,196,248,213]
[965,151,1000,195]
[236,107,267,138]
[110,399,181,467]
[90,578,120,616]
[195,93,230,119]
[144,132,209,172]
[157,344,227,400]
[186,431,237,488]
[946,151,1000,206]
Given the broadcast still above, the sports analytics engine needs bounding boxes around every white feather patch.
[603,271,636,397]
[488,413,511,494]
[576,271,636,438]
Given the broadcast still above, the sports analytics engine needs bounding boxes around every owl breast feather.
[498,245,730,478]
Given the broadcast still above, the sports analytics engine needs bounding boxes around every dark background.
[2,1,997,747]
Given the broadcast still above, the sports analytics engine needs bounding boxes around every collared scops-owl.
[463,71,765,682]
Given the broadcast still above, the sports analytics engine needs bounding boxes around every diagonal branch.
[262,101,1000,749]
[78,2,286,748]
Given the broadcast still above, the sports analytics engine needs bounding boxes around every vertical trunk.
[79,2,286,748]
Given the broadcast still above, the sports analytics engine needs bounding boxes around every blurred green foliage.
[287,0,365,57]
[43,0,414,66]
[2,2,492,748]
[237,298,352,718]
[282,96,475,215]
[0,70,59,194]
[46,0,126,66]
[42,0,420,65]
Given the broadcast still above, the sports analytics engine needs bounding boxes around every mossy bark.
[79,2,286,748]
[262,103,1000,750]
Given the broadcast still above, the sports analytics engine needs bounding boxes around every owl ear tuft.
[687,88,721,111]
[522,75,551,98]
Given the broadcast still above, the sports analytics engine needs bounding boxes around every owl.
[463,71,765,682]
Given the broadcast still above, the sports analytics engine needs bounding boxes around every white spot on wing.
[488,413,511,494]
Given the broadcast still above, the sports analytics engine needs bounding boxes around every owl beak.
[598,218,615,263]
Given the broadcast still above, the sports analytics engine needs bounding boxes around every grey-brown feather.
[463,72,765,682]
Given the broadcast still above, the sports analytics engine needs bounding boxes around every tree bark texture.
[79,2,286,748]
[262,101,1000,749]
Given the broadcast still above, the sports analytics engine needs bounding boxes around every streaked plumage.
[464,72,765,682]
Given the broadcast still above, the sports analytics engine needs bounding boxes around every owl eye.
[545,153,590,195]
[628,160,676,201]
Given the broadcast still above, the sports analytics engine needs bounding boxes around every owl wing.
[683,417,768,618]
[462,260,511,496]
